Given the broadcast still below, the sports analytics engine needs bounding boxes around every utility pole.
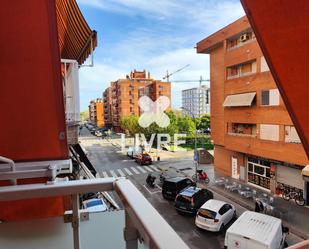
[181,107,198,183]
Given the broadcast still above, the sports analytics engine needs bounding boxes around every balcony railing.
[0,178,189,249]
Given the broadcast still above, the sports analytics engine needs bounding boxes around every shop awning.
[223,92,256,107]
[302,165,309,177]
[56,0,97,65]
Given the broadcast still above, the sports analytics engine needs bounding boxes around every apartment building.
[197,16,308,197]
[182,85,210,117]
[103,70,171,132]
[88,98,104,128]
[103,87,112,128]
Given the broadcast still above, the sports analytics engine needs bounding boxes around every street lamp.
[181,107,198,182]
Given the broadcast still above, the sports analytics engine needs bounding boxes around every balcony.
[0,178,189,249]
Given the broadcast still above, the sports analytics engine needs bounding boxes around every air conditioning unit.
[240,33,249,42]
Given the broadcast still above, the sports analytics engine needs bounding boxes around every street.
[79,128,303,248]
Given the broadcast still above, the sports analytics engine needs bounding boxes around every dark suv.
[174,186,214,215]
[162,177,195,200]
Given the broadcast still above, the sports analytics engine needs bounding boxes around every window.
[260,124,280,141]
[227,60,256,79]
[285,126,301,143]
[227,30,255,50]
[261,89,279,106]
[260,56,270,72]
[228,123,257,136]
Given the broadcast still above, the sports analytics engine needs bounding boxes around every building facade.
[88,98,104,128]
[197,16,308,196]
[102,70,171,132]
[182,85,210,117]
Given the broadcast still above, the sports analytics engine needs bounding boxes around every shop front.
[247,156,271,190]
[246,156,306,202]
[301,165,309,205]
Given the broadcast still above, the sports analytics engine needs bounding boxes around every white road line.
[117,169,126,177]
[109,170,118,177]
[149,165,160,172]
[123,167,133,176]
[144,166,154,172]
[130,167,140,174]
[137,166,147,174]
[102,171,109,178]
[142,185,162,195]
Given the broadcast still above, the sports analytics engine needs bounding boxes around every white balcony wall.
[0,210,148,249]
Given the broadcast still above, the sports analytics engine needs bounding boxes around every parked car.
[224,211,289,249]
[195,199,236,232]
[174,186,213,215]
[135,153,152,165]
[127,146,141,158]
[82,198,108,213]
[162,177,195,200]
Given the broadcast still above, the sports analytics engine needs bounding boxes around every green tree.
[196,114,210,130]
[120,115,139,135]
[80,111,89,121]
[177,116,196,136]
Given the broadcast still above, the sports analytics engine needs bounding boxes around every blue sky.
[77,0,244,111]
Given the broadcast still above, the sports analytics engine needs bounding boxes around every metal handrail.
[0,178,189,249]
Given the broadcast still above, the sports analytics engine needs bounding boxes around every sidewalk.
[167,163,309,240]
[206,167,309,240]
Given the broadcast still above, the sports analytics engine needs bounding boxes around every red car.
[135,153,152,165]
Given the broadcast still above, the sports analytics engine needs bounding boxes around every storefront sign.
[232,157,238,179]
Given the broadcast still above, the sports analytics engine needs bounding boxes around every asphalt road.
[79,127,302,248]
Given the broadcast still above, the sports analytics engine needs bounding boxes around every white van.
[224,211,288,249]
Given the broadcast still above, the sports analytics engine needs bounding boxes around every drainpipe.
[0,156,16,185]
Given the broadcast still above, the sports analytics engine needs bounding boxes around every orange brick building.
[103,70,171,132]
[88,98,104,128]
[197,16,308,195]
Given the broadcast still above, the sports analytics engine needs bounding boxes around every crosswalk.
[101,165,160,178]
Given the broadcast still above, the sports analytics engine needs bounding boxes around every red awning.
[56,0,97,65]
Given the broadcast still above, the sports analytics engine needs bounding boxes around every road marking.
[144,166,154,172]
[142,184,162,195]
[123,167,133,176]
[117,169,126,177]
[102,171,109,178]
[137,166,147,174]
[130,167,140,174]
[110,170,118,177]
[149,165,160,172]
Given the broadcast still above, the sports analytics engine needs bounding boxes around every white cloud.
[78,0,244,31]
[79,47,209,110]
[77,0,244,110]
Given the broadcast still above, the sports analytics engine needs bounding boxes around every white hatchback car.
[195,199,236,232]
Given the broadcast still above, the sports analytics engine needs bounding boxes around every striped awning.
[56,0,97,65]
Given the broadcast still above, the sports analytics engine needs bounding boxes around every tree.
[196,114,210,130]
[120,115,139,135]
[80,111,89,121]
[177,116,196,136]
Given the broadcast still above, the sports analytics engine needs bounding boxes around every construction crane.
[171,76,210,87]
[163,64,190,82]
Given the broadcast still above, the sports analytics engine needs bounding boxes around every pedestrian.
[255,199,264,213]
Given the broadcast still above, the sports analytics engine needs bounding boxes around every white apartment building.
[182,85,210,117]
